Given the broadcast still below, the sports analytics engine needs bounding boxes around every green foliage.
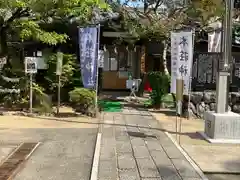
[0,0,110,56]
[148,71,170,107]
[0,74,52,113]
[118,0,224,41]
[69,88,95,114]
[0,0,111,113]
[45,53,80,90]
[18,21,69,45]
[32,83,52,114]
[43,53,82,102]
[189,0,224,22]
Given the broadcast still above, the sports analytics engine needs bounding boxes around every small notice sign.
[56,52,63,75]
[25,57,37,74]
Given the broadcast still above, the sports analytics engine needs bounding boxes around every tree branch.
[153,0,163,12]
[2,8,30,30]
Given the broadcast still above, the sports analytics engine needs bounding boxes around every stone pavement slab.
[98,108,204,180]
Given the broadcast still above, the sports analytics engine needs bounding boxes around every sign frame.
[25,57,38,74]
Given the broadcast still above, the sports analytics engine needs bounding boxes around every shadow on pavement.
[32,115,206,142]
[204,152,240,180]
[156,165,182,179]
[127,131,157,139]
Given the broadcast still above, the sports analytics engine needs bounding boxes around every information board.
[25,57,37,74]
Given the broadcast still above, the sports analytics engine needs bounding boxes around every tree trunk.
[162,40,169,75]
[0,28,8,57]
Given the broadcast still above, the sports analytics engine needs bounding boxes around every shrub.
[69,88,96,115]
[0,75,52,113]
[44,53,82,102]
[32,83,52,114]
[148,72,170,108]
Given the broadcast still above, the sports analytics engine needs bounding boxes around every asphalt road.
[0,128,98,180]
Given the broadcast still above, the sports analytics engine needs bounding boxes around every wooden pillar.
[140,46,146,73]
[138,46,147,96]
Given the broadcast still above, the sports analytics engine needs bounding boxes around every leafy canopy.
[118,0,224,41]
[0,0,109,47]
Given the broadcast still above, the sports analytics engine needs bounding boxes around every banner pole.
[30,73,33,114]
[187,30,195,120]
[56,51,63,116]
[57,75,61,115]
[95,24,100,116]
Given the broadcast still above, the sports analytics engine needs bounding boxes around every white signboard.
[98,50,104,68]
[37,51,42,57]
[36,57,47,70]
[56,52,63,75]
[25,57,37,74]
[110,58,117,70]
[171,31,193,95]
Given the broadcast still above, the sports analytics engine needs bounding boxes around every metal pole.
[95,24,100,116]
[30,73,33,114]
[175,114,178,141]
[223,0,233,67]
[187,31,195,119]
[56,51,63,115]
[225,0,233,112]
[187,77,191,119]
[179,116,182,144]
[216,0,233,113]
[57,75,61,115]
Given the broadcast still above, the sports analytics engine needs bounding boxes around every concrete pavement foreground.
[98,108,205,180]
[0,115,98,180]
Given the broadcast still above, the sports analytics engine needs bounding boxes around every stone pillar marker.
[201,0,240,143]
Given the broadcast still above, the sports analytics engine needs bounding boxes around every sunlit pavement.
[0,116,98,180]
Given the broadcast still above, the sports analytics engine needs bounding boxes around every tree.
[0,0,109,58]
[0,0,110,111]
[117,0,224,74]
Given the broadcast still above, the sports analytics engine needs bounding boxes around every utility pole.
[216,0,233,113]
[202,0,240,142]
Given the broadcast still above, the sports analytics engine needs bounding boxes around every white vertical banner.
[208,30,221,52]
[170,32,179,94]
[171,31,193,95]
[208,21,222,52]
[208,31,215,52]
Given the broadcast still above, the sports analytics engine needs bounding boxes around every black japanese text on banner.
[170,31,193,95]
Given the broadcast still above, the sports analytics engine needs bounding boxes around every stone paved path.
[98,108,203,180]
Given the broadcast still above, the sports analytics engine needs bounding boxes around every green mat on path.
[98,100,122,112]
